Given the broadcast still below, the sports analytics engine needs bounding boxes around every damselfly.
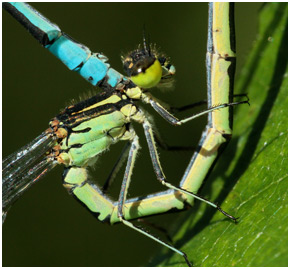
[2,2,249,266]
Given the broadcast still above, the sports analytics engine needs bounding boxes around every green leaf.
[150,3,288,266]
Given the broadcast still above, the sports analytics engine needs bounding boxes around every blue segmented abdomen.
[5,2,124,88]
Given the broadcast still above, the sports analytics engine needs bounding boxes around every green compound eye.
[123,49,163,89]
[130,58,162,89]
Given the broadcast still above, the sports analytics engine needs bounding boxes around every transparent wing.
[2,130,58,222]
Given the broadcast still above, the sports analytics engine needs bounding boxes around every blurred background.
[3,3,262,266]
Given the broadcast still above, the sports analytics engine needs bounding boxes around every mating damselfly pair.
[3,2,249,266]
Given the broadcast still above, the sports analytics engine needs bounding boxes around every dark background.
[3,3,261,266]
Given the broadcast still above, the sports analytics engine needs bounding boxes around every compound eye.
[135,62,144,74]
[130,58,162,89]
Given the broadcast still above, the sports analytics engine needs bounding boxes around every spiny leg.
[170,93,249,113]
[142,117,237,222]
[117,129,192,266]
[146,94,249,126]
[103,135,194,194]
[103,137,193,195]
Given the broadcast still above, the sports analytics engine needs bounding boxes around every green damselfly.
[2,2,249,266]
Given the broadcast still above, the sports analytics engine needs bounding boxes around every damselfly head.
[122,33,175,89]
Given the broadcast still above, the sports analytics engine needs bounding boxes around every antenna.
[142,24,151,56]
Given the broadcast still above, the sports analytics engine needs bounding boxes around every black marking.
[59,148,69,154]
[57,99,132,129]
[61,90,117,115]
[62,167,71,182]
[226,57,236,129]
[66,128,73,147]
[123,49,156,77]
[55,88,132,127]
[165,63,172,70]
[144,125,164,180]
[229,3,236,54]
[96,69,123,90]
[107,125,125,141]
[3,3,52,46]
[96,75,108,88]
[151,102,179,125]
[69,143,83,149]
[71,127,91,134]
[158,57,166,65]
[123,81,141,98]
[207,3,214,54]
[75,61,84,70]
[117,140,136,217]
